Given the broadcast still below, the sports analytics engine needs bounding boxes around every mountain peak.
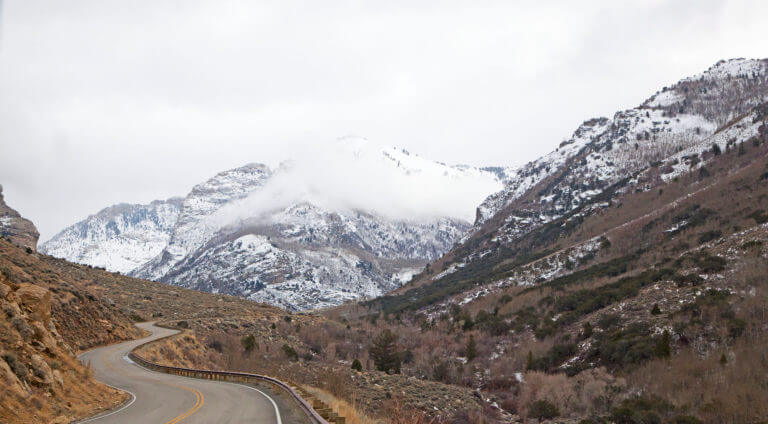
[692,57,767,81]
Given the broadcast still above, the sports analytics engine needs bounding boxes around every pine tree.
[655,330,672,358]
[651,304,662,315]
[526,350,535,370]
[351,358,363,372]
[711,143,722,155]
[720,353,728,366]
[241,334,257,353]
[370,329,401,374]
[281,344,298,362]
[465,335,478,362]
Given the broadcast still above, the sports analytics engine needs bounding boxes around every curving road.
[77,322,281,424]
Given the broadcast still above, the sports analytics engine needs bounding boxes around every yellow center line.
[165,385,204,424]
[99,349,205,423]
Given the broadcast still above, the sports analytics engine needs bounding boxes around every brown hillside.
[0,239,138,423]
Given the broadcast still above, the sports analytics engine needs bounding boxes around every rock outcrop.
[0,184,40,251]
[16,283,52,323]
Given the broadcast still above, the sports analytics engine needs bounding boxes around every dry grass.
[302,386,383,424]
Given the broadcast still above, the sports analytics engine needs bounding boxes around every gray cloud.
[1,0,766,240]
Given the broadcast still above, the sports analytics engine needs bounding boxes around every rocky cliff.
[0,184,40,251]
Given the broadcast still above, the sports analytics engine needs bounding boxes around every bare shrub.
[628,339,768,423]
[2,352,28,381]
[519,368,625,419]
[10,317,34,341]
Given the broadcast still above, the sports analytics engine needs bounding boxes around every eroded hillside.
[0,240,142,423]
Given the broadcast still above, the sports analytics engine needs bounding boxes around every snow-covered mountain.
[132,163,273,281]
[161,203,469,310]
[421,58,768,293]
[43,141,508,310]
[473,59,768,230]
[40,198,183,273]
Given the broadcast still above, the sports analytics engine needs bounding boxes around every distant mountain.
[0,184,39,251]
[132,163,274,280]
[43,143,508,310]
[40,198,183,273]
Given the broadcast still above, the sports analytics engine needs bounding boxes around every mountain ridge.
[42,144,508,310]
[375,58,768,307]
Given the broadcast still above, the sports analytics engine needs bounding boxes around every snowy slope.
[473,58,768,231]
[132,163,273,280]
[437,58,768,281]
[162,204,469,310]
[39,198,182,273]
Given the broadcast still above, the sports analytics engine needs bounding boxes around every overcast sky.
[1,0,767,241]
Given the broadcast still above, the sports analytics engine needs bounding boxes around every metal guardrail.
[128,326,332,424]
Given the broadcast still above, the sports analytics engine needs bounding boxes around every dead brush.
[301,386,381,424]
[383,398,439,424]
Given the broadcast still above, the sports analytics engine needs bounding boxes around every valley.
[1,58,768,423]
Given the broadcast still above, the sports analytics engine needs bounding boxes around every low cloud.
[209,137,502,229]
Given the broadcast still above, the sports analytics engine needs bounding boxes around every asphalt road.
[77,322,282,424]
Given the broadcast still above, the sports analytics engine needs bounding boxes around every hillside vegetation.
[140,60,768,423]
[141,143,768,422]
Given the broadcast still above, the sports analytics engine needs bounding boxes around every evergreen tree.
[351,358,363,372]
[241,334,257,353]
[465,335,478,362]
[651,304,662,315]
[528,399,560,422]
[461,314,474,331]
[281,344,299,362]
[370,329,401,374]
[526,350,535,370]
[655,330,672,358]
[711,143,722,155]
